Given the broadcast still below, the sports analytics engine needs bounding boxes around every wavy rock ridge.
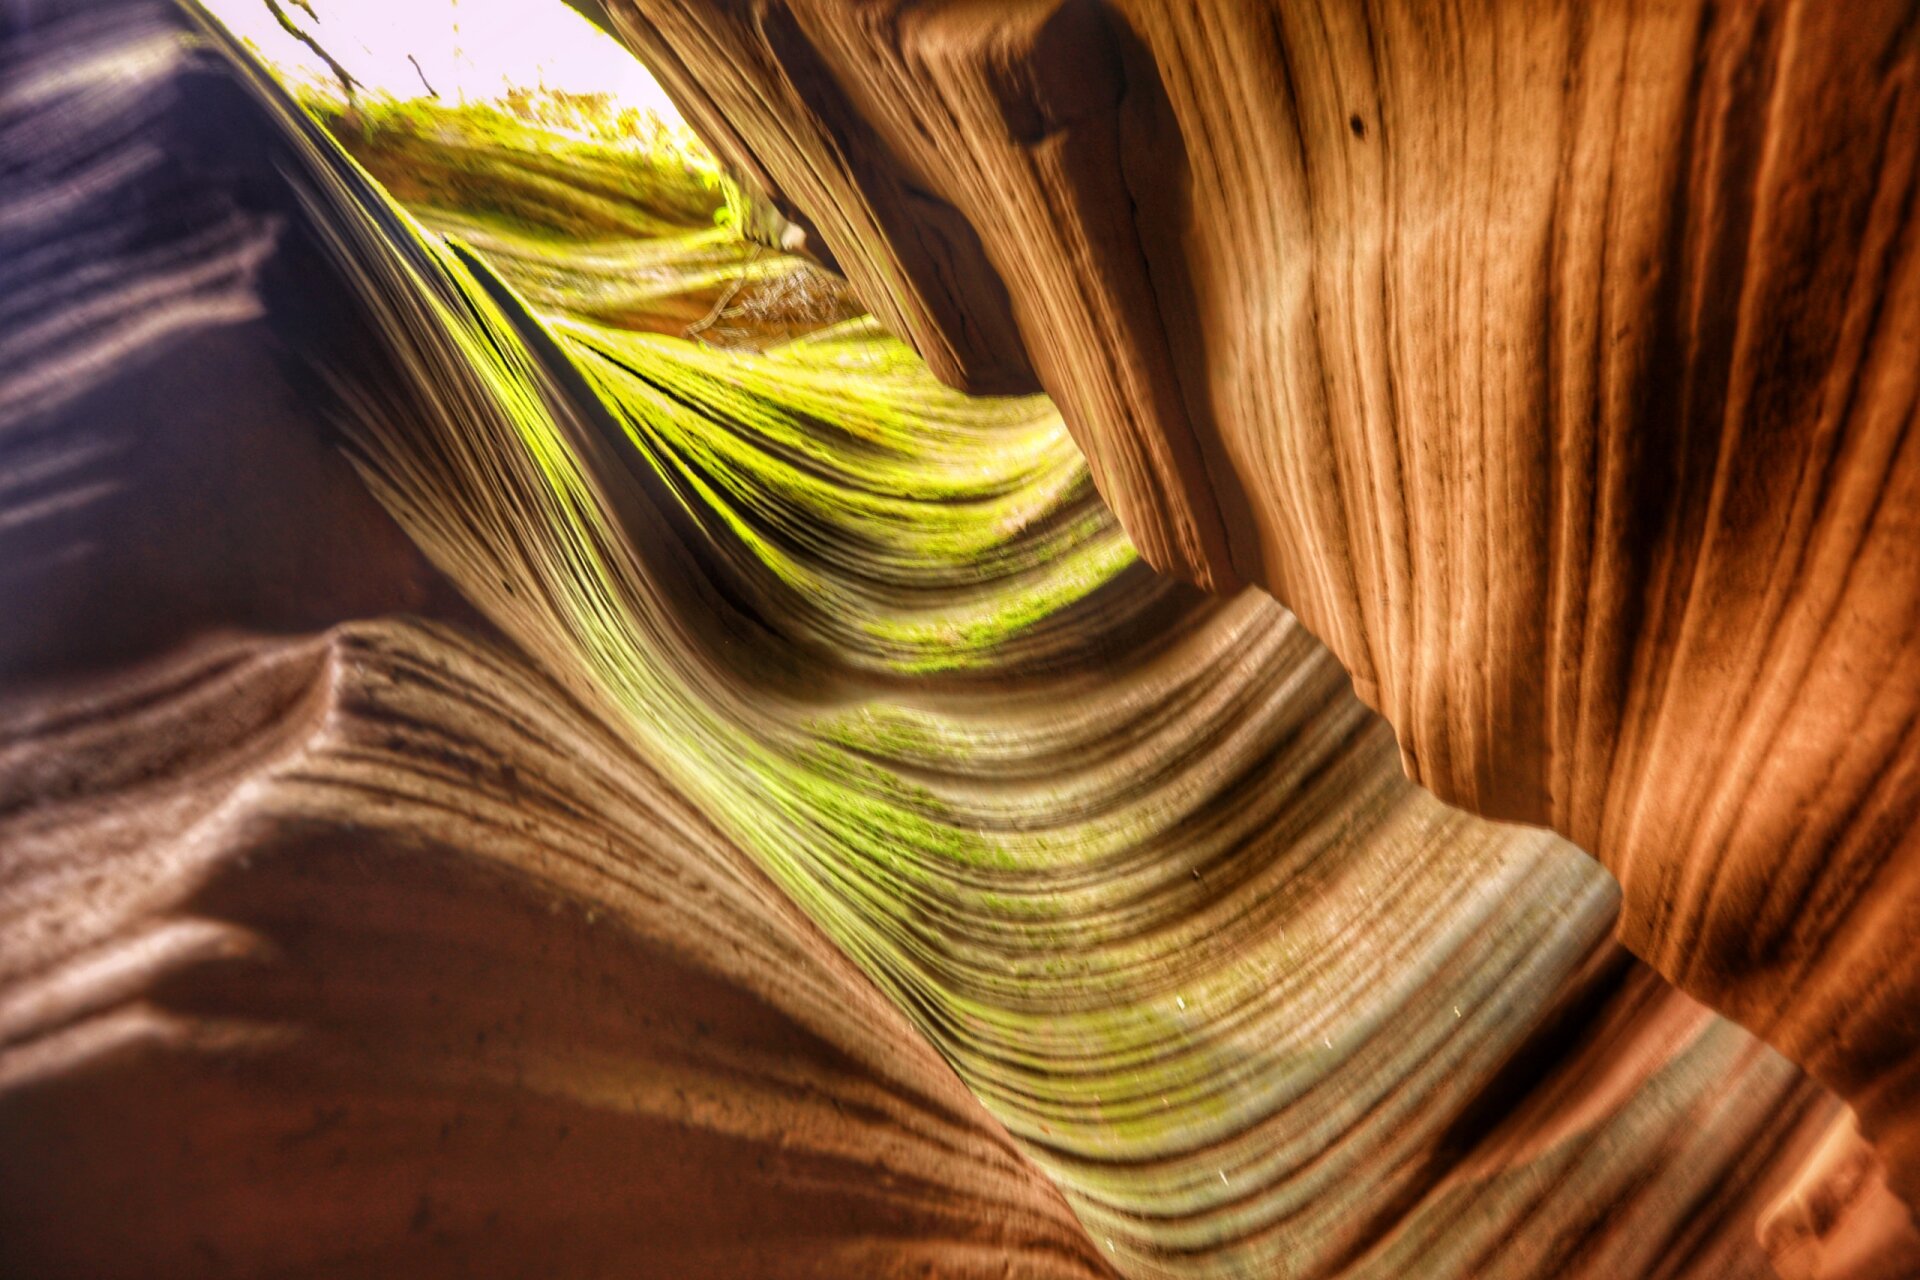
[0,0,1911,1275]
[603,0,1920,1236]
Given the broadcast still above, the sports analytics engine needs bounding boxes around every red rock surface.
[605,0,1920,1238]
[0,624,1119,1279]
[0,14,1109,1267]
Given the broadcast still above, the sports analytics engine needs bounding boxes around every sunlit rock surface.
[603,0,1920,1238]
[0,1,1908,1275]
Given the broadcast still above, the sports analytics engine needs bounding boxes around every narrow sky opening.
[199,0,684,124]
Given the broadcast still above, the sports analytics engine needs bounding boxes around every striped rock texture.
[0,11,1106,1273]
[0,0,1910,1275]
[1,621,1116,1278]
[602,0,1920,1236]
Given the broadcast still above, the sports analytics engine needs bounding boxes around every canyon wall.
[603,0,1920,1226]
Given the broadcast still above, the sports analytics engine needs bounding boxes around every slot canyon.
[4,1,1919,1275]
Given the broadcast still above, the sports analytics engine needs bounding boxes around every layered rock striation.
[602,0,1920,1230]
